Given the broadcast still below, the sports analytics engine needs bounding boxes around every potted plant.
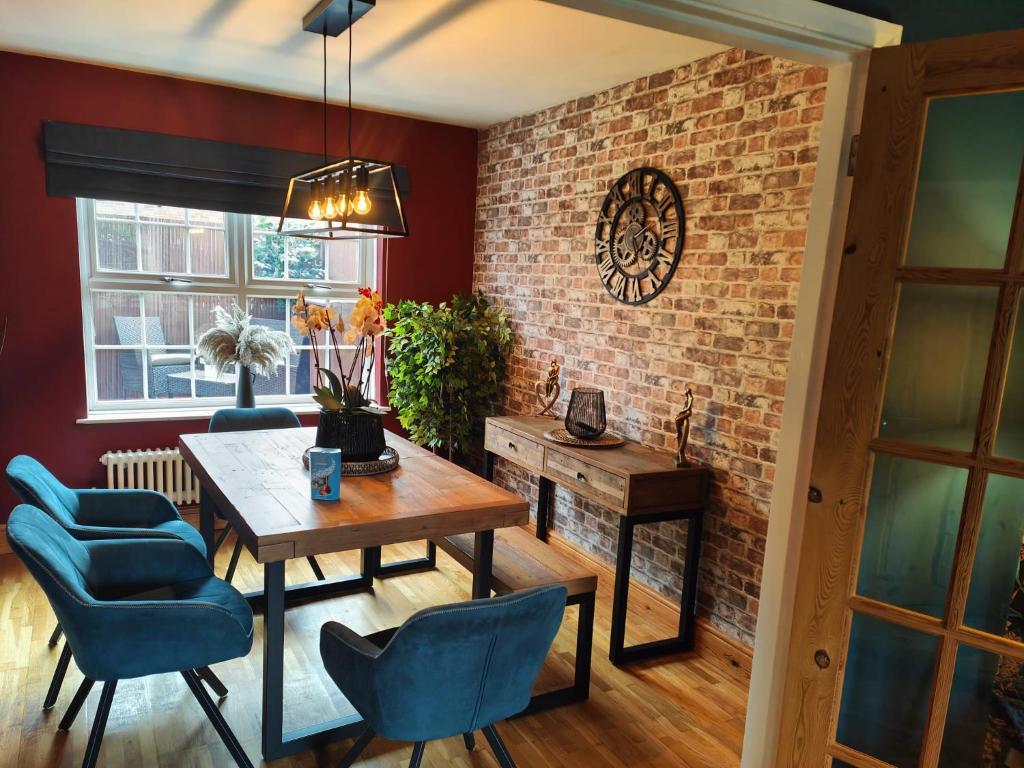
[384,291,512,462]
[292,288,389,461]
[196,304,294,407]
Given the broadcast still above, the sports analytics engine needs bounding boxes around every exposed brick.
[474,48,825,646]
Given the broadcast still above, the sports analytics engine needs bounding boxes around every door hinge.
[846,134,860,177]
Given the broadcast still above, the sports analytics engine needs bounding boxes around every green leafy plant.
[384,292,513,461]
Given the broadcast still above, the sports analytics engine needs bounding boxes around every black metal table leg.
[472,530,494,599]
[259,559,369,761]
[609,509,703,665]
[483,450,495,481]
[374,541,438,579]
[536,476,551,541]
[200,497,216,567]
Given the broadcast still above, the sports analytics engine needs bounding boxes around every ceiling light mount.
[303,0,375,37]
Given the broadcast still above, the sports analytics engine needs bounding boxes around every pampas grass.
[197,304,294,377]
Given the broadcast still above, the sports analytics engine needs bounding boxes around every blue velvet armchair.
[6,505,254,768]
[5,454,212,708]
[203,407,326,584]
[321,585,567,768]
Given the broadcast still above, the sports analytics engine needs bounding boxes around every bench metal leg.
[516,591,594,716]
[536,476,551,542]
[471,530,494,600]
[609,509,703,665]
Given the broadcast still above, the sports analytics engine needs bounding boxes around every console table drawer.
[485,424,545,470]
[545,450,626,506]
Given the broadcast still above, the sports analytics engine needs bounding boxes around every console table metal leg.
[536,476,551,541]
[609,516,635,665]
[609,509,703,666]
[483,450,495,481]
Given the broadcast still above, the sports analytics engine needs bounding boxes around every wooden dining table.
[179,426,529,761]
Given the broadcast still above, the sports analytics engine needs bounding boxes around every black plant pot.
[315,409,386,462]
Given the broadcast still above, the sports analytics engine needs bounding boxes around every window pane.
[95,200,135,219]
[96,349,143,401]
[326,239,361,282]
[140,223,186,274]
[905,91,1024,270]
[92,291,140,346]
[287,239,325,280]
[995,303,1024,459]
[96,219,137,271]
[145,294,189,346]
[138,204,186,224]
[880,283,998,450]
[191,294,239,399]
[190,228,227,276]
[939,644,1024,767]
[857,454,968,618]
[837,613,938,767]
[253,230,285,279]
[964,473,1024,637]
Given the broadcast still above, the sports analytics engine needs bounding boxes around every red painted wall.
[0,52,478,520]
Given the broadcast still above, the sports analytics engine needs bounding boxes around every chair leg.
[224,538,244,585]
[212,523,233,556]
[195,666,229,698]
[49,623,63,647]
[337,727,375,768]
[463,731,476,751]
[59,678,94,731]
[82,680,116,768]
[306,555,327,581]
[409,741,426,768]
[181,669,254,768]
[44,643,73,710]
[482,724,518,768]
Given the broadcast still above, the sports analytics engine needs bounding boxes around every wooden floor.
[0,536,747,767]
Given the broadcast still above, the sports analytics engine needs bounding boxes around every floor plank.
[0,537,746,767]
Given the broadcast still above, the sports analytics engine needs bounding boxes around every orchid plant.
[292,288,388,414]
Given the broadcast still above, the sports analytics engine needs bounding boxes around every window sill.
[77,403,321,425]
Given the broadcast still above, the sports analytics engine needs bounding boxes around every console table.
[483,415,709,665]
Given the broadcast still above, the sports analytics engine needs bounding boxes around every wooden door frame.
[541,2,901,765]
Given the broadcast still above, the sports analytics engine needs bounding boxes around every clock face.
[594,167,684,305]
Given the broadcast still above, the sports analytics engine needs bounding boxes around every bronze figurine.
[534,358,561,417]
[675,388,694,468]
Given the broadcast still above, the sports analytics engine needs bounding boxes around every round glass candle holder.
[564,387,607,440]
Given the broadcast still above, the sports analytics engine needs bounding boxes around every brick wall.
[472,48,827,646]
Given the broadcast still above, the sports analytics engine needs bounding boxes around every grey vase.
[235,364,255,408]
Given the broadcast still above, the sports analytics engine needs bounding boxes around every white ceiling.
[0,0,726,127]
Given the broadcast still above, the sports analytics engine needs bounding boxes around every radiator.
[99,448,201,505]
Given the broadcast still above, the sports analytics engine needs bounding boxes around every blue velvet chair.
[6,505,254,768]
[5,454,213,708]
[204,407,326,584]
[320,585,567,768]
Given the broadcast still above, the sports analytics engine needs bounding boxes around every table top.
[180,426,529,563]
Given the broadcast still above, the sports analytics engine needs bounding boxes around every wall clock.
[594,166,685,305]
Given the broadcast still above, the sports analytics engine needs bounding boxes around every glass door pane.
[837,613,940,767]
[857,454,968,617]
[879,284,998,450]
[995,301,1024,459]
[905,91,1024,270]
[964,473,1024,637]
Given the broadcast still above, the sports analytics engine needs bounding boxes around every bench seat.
[435,526,598,598]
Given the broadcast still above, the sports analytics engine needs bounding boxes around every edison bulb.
[352,189,372,215]
[333,194,349,216]
[308,197,323,220]
[324,196,337,220]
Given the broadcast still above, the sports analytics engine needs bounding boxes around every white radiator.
[99,448,201,505]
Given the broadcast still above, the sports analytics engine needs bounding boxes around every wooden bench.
[432,526,596,715]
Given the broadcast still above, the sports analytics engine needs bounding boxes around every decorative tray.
[302,446,400,476]
[543,428,625,448]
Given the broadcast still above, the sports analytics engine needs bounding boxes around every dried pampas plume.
[197,304,294,377]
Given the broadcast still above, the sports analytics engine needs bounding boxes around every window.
[78,200,376,414]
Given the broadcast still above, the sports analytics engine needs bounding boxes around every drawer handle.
[576,471,586,482]
[507,441,516,450]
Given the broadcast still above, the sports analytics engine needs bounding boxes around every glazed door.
[777,30,1024,768]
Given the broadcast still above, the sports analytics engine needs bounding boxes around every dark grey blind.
[43,121,410,220]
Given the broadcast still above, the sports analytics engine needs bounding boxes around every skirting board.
[531,523,754,687]
[0,505,226,557]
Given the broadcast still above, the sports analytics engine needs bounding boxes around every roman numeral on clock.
[661,218,680,240]
[627,277,642,303]
[610,271,626,300]
[625,169,645,197]
[597,255,616,282]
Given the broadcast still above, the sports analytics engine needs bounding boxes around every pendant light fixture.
[278,0,408,240]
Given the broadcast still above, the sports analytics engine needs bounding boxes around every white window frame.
[77,199,377,416]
